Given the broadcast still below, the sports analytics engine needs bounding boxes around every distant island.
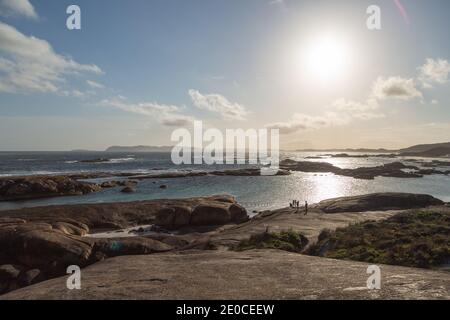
[67,142,450,158]
[294,142,450,158]
[105,145,173,152]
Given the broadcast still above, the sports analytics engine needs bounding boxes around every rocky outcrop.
[400,146,450,157]
[154,200,248,230]
[327,153,398,158]
[0,193,446,298]
[0,195,248,294]
[121,186,135,193]
[101,180,138,189]
[0,218,171,294]
[0,176,143,202]
[77,158,111,163]
[315,193,443,213]
[133,168,290,180]
[0,176,102,201]
[3,250,449,300]
[280,159,448,180]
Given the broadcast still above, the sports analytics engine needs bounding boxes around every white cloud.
[418,58,450,86]
[269,0,284,5]
[331,98,379,112]
[97,97,194,127]
[86,80,104,89]
[266,112,351,135]
[0,0,37,19]
[189,89,248,120]
[431,99,439,105]
[0,22,102,94]
[159,114,195,127]
[267,98,385,135]
[372,76,422,101]
[351,112,385,120]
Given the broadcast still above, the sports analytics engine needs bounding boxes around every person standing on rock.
[304,201,308,216]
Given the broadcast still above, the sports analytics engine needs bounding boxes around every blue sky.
[0,0,449,150]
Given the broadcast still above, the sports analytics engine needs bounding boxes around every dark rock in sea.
[420,160,450,168]
[315,193,444,213]
[330,153,398,159]
[78,158,110,163]
[0,176,102,201]
[133,168,290,180]
[101,181,119,188]
[121,186,135,193]
[159,185,168,189]
[279,159,442,180]
[209,168,290,177]
[102,180,138,189]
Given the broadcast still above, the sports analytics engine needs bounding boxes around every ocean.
[1,151,449,212]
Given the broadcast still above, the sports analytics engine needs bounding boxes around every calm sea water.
[1,151,449,212]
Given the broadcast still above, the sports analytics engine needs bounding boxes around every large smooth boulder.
[154,206,192,229]
[154,199,248,229]
[229,204,249,223]
[51,222,89,236]
[0,224,94,275]
[315,193,444,213]
[191,204,231,226]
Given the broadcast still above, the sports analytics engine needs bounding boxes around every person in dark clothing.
[304,201,308,216]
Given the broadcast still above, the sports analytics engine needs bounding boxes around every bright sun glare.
[299,34,351,84]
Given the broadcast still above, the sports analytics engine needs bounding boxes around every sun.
[299,34,351,84]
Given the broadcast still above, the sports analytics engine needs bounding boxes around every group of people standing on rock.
[290,200,308,215]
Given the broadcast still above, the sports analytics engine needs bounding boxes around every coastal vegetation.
[235,230,309,253]
[307,208,450,269]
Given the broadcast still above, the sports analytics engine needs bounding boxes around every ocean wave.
[109,157,136,163]
[0,171,63,177]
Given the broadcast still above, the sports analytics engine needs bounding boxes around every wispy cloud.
[0,0,38,19]
[189,89,248,120]
[97,97,194,127]
[86,80,105,89]
[331,98,379,112]
[266,112,351,134]
[0,22,102,94]
[268,0,284,5]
